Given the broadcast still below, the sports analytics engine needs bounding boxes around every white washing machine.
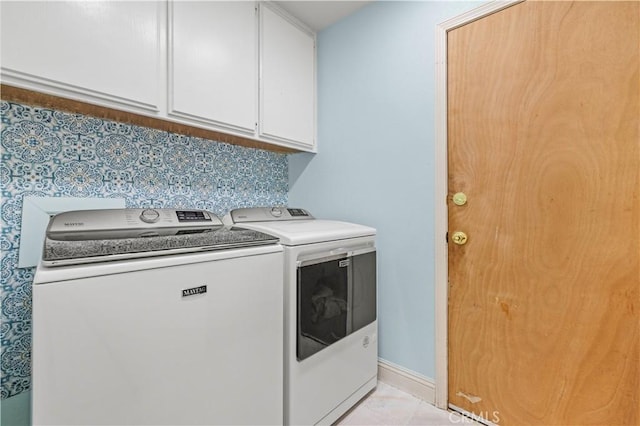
[225,207,378,425]
[32,208,284,425]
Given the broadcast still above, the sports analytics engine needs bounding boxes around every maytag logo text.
[182,285,207,297]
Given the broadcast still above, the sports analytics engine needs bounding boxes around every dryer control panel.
[230,207,313,223]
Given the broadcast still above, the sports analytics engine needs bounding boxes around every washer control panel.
[47,208,222,240]
[230,207,313,223]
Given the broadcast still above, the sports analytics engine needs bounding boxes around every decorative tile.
[53,111,101,135]
[0,100,288,399]
[1,272,33,322]
[0,333,32,399]
[0,321,32,349]
[53,161,105,196]
[96,134,139,169]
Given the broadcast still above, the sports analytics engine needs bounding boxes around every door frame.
[433,0,524,409]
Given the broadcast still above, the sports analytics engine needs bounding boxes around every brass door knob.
[453,192,467,206]
[451,231,468,245]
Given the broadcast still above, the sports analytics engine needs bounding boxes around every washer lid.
[237,219,375,246]
[41,208,279,266]
[42,227,279,266]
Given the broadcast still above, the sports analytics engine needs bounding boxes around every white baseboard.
[377,359,436,405]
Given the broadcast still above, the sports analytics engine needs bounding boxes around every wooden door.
[447,2,639,425]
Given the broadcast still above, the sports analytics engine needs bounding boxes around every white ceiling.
[273,1,372,32]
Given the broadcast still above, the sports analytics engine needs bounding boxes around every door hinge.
[446,231,449,243]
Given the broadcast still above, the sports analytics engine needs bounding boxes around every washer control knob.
[270,207,283,217]
[140,209,160,224]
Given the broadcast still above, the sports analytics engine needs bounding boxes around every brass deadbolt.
[451,231,468,245]
[453,192,467,206]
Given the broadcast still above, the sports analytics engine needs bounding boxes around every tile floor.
[337,382,472,426]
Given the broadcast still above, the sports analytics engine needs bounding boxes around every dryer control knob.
[140,209,160,223]
[270,207,283,217]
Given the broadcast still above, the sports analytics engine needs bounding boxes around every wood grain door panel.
[447,2,639,424]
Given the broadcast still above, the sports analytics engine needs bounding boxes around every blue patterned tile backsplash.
[0,100,288,399]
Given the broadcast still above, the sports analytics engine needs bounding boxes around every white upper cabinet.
[0,1,163,114]
[169,2,257,135]
[260,5,316,150]
[0,1,316,152]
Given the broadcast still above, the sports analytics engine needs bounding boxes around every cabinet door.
[0,1,162,113]
[169,1,257,134]
[260,5,315,150]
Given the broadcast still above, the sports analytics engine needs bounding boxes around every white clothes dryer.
[32,208,284,425]
[226,207,378,425]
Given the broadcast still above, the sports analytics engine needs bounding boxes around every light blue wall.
[289,1,481,380]
[1,391,30,426]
